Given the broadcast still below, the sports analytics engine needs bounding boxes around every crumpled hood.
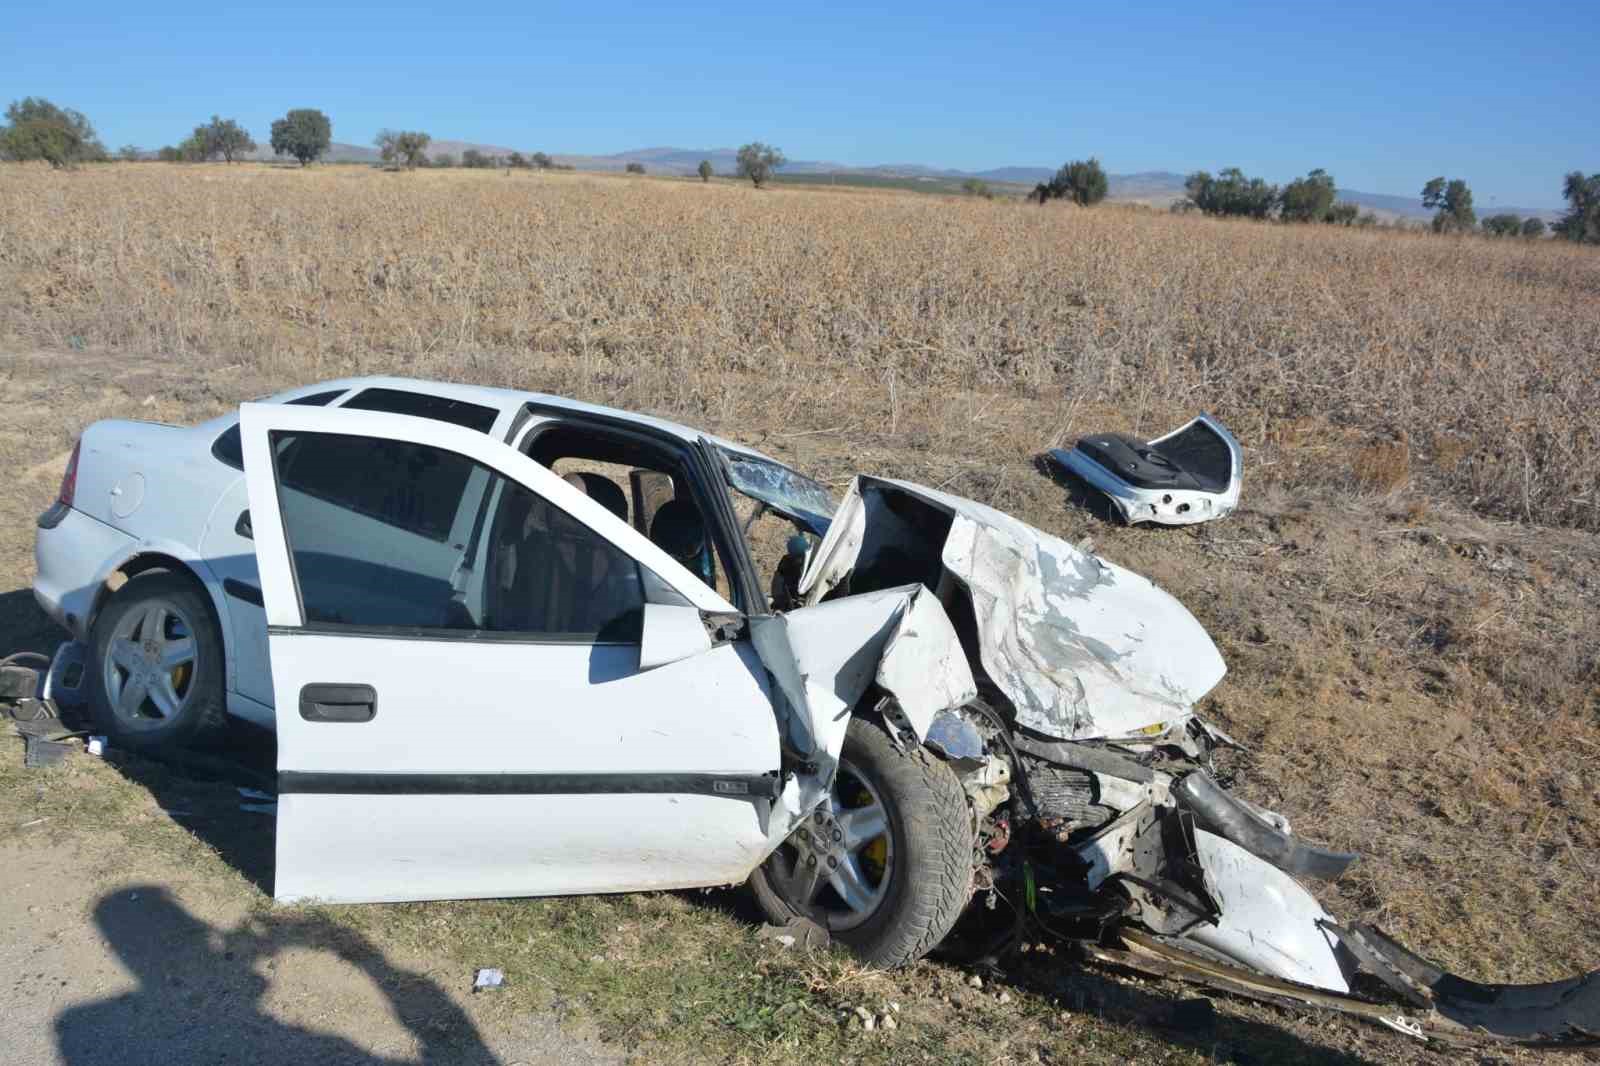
[800,476,1226,742]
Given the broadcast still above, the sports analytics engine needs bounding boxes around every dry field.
[1,163,1598,1065]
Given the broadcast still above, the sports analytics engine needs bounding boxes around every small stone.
[967,974,983,990]
[853,1005,874,1029]
[776,935,796,948]
[889,1001,900,1013]
[997,991,1012,1005]
[880,1014,897,1031]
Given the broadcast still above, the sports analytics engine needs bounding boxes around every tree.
[1481,213,1524,238]
[0,98,104,168]
[697,159,713,182]
[506,151,529,169]
[375,129,431,170]
[1553,171,1600,244]
[461,148,493,168]
[1031,158,1108,206]
[269,108,331,166]
[430,152,456,168]
[178,133,209,162]
[962,177,993,199]
[1279,168,1338,222]
[1183,168,1278,219]
[736,142,785,188]
[156,145,182,162]
[194,116,255,163]
[118,144,141,162]
[1422,176,1475,232]
[624,161,645,174]
[531,151,552,170]
[1521,217,1546,238]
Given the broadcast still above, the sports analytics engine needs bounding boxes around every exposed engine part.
[960,754,1011,820]
[1023,759,1113,830]
[1012,732,1154,783]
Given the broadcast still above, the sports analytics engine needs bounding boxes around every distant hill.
[149,136,1562,218]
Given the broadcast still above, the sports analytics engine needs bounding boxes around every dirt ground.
[0,345,1597,1065]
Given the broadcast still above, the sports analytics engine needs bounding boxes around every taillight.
[57,440,80,508]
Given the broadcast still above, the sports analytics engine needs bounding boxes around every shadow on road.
[56,885,498,1066]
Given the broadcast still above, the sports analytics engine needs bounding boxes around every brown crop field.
[1,162,1598,1065]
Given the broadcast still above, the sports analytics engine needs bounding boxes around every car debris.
[1047,413,1242,526]
[472,968,505,992]
[783,473,1600,1047]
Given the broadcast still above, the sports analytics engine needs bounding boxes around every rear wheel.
[88,572,226,752]
[750,717,974,968]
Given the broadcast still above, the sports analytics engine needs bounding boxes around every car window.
[342,388,498,433]
[273,430,646,641]
[275,432,474,543]
[211,390,346,471]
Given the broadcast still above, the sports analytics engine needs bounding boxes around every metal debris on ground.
[473,968,505,992]
[1047,413,1242,526]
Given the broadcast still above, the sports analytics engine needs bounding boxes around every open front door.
[239,402,781,903]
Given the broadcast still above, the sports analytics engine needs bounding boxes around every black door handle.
[235,510,253,539]
[299,684,377,722]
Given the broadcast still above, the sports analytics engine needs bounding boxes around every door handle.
[299,683,377,722]
[235,510,253,539]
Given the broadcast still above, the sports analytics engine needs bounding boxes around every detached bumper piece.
[1049,414,1241,526]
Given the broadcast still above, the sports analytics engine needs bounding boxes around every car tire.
[750,716,974,968]
[88,571,226,752]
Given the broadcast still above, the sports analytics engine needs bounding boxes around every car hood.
[798,476,1226,742]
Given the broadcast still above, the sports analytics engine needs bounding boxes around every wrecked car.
[32,378,1599,1046]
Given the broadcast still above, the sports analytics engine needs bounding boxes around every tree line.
[4,96,1597,238]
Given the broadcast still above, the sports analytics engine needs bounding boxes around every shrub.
[962,177,993,199]
[625,162,645,174]
[1184,168,1278,219]
[376,130,431,170]
[1279,169,1337,222]
[1481,213,1524,238]
[1033,158,1107,206]
[698,159,713,182]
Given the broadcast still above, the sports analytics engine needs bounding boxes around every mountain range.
[238,141,1562,221]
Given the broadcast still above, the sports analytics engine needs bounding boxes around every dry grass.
[2,162,1598,529]
[1,163,1598,1063]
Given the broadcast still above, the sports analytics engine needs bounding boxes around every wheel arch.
[87,550,232,687]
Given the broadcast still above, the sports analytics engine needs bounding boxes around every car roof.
[284,375,776,463]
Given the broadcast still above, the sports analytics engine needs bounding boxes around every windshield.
[720,450,835,536]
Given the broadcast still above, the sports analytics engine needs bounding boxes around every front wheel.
[750,717,974,968]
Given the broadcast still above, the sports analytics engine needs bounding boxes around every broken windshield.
[720,450,835,536]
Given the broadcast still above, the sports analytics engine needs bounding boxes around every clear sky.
[3,0,1593,207]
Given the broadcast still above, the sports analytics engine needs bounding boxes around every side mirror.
[639,603,713,670]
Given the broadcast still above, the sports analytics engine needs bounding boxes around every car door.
[238,402,783,904]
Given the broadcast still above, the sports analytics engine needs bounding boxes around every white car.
[31,377,1599,1044]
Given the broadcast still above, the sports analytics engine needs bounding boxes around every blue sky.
[3,0,1593,207]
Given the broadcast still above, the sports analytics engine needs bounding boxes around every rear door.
[239,403,782,904]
